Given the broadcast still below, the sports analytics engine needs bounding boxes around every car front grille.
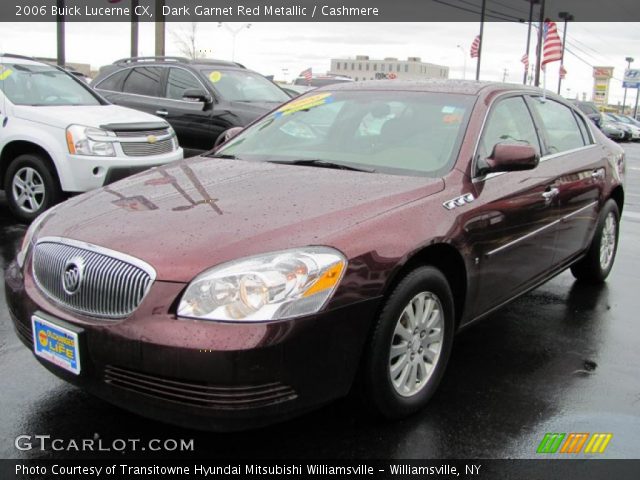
[32,238,156,319]
[103,365,298,410]
[121,138,176,157]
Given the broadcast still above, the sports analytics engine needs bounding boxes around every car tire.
[360,266,455,418]
[4,153,62,223]
[570,199,620,284]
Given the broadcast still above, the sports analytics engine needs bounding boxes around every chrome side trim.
[560,201,598,222]
[486,219,561,257]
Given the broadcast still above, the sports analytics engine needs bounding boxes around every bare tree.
[171,22,205,60]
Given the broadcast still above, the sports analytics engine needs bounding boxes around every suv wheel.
[4,153,61,222]
[360,266,455,418]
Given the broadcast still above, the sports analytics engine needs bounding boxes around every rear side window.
[530,98,586,154]
[166,68,203,100]
[122,67,163,97]
[479,96,541,160]
[95,69,129,92]
[574,112,593,145]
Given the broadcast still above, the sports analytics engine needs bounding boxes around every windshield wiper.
[270,159,376,173]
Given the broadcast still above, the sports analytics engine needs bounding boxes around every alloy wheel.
[599,212,617,271]
[11,167,45,214]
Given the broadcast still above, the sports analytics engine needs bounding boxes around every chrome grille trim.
[32,237,156,319]
[114,128,170,138]
[121,138,175,157]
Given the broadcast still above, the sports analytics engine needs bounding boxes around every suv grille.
[32,238,156,319]
[121,138,175,157]
[114,128,171,138]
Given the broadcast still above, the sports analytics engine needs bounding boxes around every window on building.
[381,64,385,72]
[396,64,401,72]
[366,64,370,71]
[336,63,340,70]
[351,63,355,70]
[373,64,377,71]
[344,62,348,70]
[405,65,408,72]
[358,63,362,71]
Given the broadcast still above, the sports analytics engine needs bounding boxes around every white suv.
[0,54,183,221]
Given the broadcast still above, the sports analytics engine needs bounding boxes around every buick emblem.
[62,257,84,295]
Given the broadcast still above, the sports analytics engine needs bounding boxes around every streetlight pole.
[622,56,634,114]
[218,23,252,62]
[476,0,486,81]
[56,0,65,67]
[557,11,573,95]
[456,45,467,80]
[534,0,546,87]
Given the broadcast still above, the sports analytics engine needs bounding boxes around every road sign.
[623,69,640,89]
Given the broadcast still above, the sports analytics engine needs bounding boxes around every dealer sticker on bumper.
[32,315,81,375]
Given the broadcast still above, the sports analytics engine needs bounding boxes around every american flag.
[521,53,529,70]
[542,21,563,70]
[559,65,567,79]
[299,68,312,83]
[470,35,481,58]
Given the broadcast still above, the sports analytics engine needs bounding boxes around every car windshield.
[215,90,475,177]
[202,69,289,103]
[0,63,100,106]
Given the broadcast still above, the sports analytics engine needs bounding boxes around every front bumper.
[56,148,184,193]
[5,260,380,431]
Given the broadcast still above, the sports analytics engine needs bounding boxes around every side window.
[166,68,203,100]
[121,67,163,97]
[95,69,129,92]
[530,98,586,153]
[574,111,593,145]
[479,96,541,162]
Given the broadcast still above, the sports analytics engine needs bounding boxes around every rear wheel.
[570,199,620,283]
[4,153,61,222]
[360,266,455,418]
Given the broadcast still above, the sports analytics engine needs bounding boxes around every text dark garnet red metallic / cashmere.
[5,80,625,430]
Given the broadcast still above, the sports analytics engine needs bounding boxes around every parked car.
[293,74,354,88]
[7,80,625,431]
[568,100,602,126]
[603,113,634,141]
[0,54,183,221]
[93,56,291,157]
[600,119,627,141]
[607,113,640,140]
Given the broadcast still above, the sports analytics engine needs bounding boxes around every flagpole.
[523,0,537,85]
[534,0,546,87]
[557,12,573,95]
[543,67,547,101]
[476,0,486,81]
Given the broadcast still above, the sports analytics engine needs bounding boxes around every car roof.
[111,57,247,70]
[315,79,547,96]
[0,54,50,67]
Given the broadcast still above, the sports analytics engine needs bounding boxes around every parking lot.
[1,143,639,460]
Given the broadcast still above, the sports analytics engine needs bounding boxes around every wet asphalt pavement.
[1,144,639,461]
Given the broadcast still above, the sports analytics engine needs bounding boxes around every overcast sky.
[1,21,639,105]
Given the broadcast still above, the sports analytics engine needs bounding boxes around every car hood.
[13,104,167,130]
[37,157,444,282]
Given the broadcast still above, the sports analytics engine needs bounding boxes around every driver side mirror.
[213,126,244,150]
[182,88,213,104]
[484,143,539,174]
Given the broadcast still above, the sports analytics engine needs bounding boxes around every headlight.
[177,247,347,322]
[66,125,116,156]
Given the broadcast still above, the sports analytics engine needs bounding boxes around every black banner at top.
[1,0,640,22]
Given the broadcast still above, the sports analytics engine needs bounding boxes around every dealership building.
[329,55,449,81]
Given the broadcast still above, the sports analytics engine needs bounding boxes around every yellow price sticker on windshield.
[275,92,333,117]
[208,71,222,83]
[0,67,13,80]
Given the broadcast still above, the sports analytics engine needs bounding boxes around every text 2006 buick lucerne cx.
[5,80,625,430]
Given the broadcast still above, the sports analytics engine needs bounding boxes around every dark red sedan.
[5,81,625,430]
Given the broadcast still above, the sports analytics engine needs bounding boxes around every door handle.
[591,169,605,180]
[155,110,168,116]
[542,187,560,200]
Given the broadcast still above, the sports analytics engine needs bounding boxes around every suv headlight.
[66,125,116,156]
[177,247,347,322]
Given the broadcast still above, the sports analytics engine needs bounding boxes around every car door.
[464,95,560,314]
[159,67,217,154]
[105,66,165,116]
[527,96,605,265]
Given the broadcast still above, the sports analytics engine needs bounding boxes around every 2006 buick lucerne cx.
[6,80,625,430]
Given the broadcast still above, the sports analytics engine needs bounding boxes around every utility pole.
[476,0,486,81]
[534,0,546,87]
[523,0,539,85]
[622,57,634,114]
[557,11,573,95]
[503,68,509,82]
[155,0,165,56]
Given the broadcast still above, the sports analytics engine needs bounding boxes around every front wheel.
[570,199,620,283]
[360,266,455,418]
[4,153,61,223]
